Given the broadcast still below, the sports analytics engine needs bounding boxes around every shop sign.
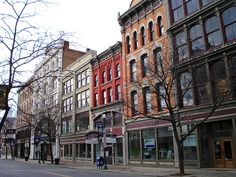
[144,138,155,148]
[103,137,116,144]
[86,138,98,144]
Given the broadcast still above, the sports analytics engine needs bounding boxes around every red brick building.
[90,42,124,165]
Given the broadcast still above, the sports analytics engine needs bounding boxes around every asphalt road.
[0,159,146,177]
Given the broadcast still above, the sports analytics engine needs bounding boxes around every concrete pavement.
[12,158,236,177]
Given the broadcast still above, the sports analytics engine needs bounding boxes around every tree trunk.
[49,136,53,164]
[172,124,185,176]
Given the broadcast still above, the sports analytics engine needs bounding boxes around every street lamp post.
[37,131,41,163]
[102,113,108,170]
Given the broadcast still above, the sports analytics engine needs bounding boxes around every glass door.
[213,140,234,168]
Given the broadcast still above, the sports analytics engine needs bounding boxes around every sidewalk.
[14,158,236,177]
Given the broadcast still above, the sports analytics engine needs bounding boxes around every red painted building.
[90,42,124,165]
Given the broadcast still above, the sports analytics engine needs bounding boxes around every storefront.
[91,111,124,165]
[199,118,236,168]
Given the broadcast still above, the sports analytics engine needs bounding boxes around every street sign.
[97,121,104,136]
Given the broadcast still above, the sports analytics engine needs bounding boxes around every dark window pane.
[186,0,199,15]
[202,0,214,6]
[173,8,184,22]
[223,7,236,41]
[191,38,204,53]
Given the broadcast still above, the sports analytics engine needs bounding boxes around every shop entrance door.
[105,146,113,165]
[213,140,234,168]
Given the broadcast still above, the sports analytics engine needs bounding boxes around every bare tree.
[0,0,67,132]
[124,38,231,176]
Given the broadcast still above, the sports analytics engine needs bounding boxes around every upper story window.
[108,87,113,102]
[202,0,214,6]
[133,31,138,50]
[94,93,98,106]
[158,85,166,110]
[130,60,137,82]
[63,79,73,95]
[171,0,184,22]
[185,0,199,15]
[102,90,107,104]
[180,72,193,107]
[148,21,154,41]
[108,67,112,81]
[153,48,162,73]
[94,74,98,87]
[189,24,205,54]
[193,65,209,105]
[116,84,121,100]
[209,59,228,101]
[102,70,106,83]
[141,26,146,46]
[157,16,164,36]
[222,7,236,42]
[77,69,89,88]
[176,31,188,60]
[131,90,138,116]
[126,35,131,54]
[116,63,121,78]
[205,16,222,48]
[143,87,152,113]
[61,118,72,134]
[141,54,148,77]
[77,90,89,108]
[63,97,73,112]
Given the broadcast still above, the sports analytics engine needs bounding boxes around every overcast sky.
[36,0,130,53]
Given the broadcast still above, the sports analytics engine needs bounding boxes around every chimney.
[86,48,91,53]
[63,41,69,50]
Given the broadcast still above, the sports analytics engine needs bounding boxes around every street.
[0,159,146,177]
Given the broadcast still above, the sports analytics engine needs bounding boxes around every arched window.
[116,63,121,78]
[108,67,112,81]
[126,35,131,53]
[148,21,154,41]
[116,84,121,100]
[205,16,222,48]
[131,91,138,116]
[141,26,146,46]
[141,54,148,77]
[222,7,236,42]
[133,31,138,50]
[94,74,98,87]
[189,24,204,54]
[143,87,152,113]
[153,48,162,73]
[102,71,106,83]
[130,60,137,82]
[157,16,163,36]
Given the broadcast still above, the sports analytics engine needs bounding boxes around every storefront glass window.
[142,129,156,160]
[63,144,72,159]
[87,144,91,158]
[115,138,123,163]
[79,144,86,158]
[128,131,141,160]
[183,134,197,160]
[158,127,174,160]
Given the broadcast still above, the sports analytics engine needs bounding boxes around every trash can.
[55,158,59,165]
[96,156,104,169]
